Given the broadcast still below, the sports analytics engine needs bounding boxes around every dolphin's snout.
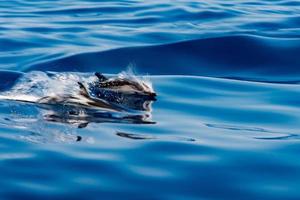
[146,92,157,101]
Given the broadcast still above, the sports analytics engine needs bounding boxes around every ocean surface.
[0,0,300,199]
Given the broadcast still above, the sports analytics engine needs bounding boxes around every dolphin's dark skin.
[79,72,156,111]
[91,72,156,98]
[40,72,157,127]
[0,71,157,129]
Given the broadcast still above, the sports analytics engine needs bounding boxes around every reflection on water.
[206,123,300,140]
[41,104,155,127]
[116,132,155,140]
[116,131,196,142]
[0,98,155,143]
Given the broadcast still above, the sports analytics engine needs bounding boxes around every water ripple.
[0,0,300,70]
[1,0,300,199]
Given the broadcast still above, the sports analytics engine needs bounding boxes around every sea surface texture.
[0,0,300,199]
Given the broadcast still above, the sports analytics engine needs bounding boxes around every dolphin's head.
[87,72,156,111]
[94,72,156,100]
[99,78,156,99]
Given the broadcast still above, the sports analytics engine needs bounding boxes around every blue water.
[1,0,300,199]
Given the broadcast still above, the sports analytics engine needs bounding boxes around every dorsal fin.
[95,72,108,82]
